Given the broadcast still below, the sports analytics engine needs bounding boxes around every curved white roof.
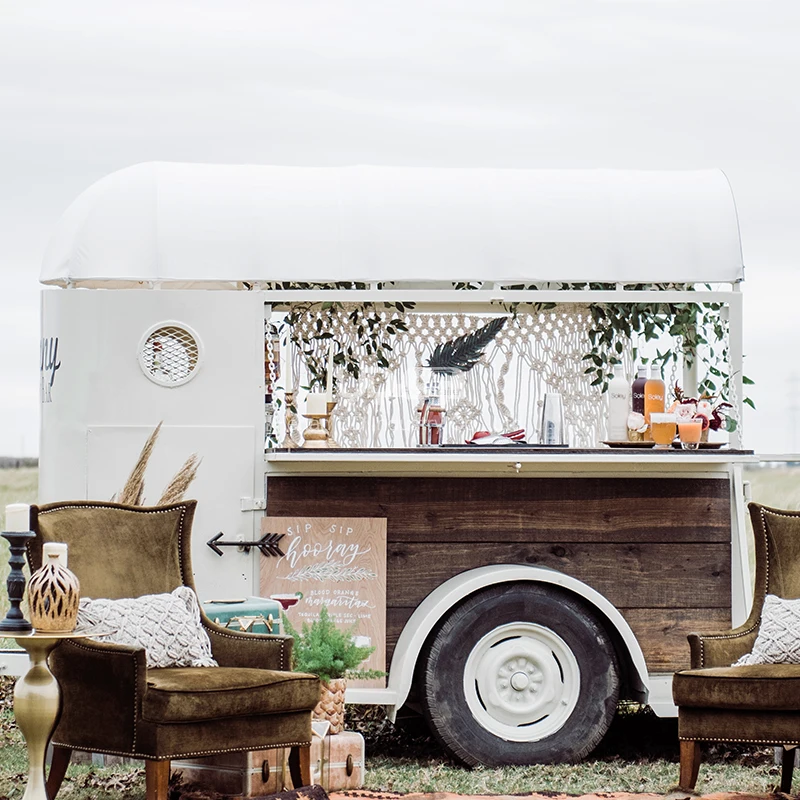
[41,162,743,288]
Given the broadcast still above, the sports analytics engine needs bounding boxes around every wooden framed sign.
[260,517,387,687]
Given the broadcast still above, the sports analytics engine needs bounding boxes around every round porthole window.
[138,323,202,387]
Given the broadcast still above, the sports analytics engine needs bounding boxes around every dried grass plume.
[117,422,162,505]
[158,453,202,505]
[115,422,201,506]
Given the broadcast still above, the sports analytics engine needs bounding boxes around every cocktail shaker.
[539,392,566,445]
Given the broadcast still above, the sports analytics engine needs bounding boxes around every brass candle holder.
[302,413,331,448]
[325,400,340,448]
[281,391,301,449]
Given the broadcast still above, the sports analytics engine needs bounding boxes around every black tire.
[419,582,619,766]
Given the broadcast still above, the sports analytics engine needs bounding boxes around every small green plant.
[282,605,383,683]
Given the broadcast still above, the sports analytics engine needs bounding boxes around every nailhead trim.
[31,502,295,750]
[50,740,313,759]
[679,735,800,745]
[33,502,192,752]
[66,638,141,750]
[203,625,287,669]
[698,506,773,668]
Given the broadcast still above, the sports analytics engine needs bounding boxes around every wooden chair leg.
[46,745,72,799]
[145,759,170,800]
[288,744,313,788]
[780,746,796,794]
[299,743,312,787]
[679,740,702,790]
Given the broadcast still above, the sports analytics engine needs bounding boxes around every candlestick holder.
[281,391,301,449]
[0,529,35,632]
[325,400,341,448]
[302,413,331,448]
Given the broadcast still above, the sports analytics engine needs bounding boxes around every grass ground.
[0,464,797,798]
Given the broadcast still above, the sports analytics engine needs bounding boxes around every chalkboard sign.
[260,516,387,687]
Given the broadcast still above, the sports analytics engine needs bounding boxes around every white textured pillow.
[77,586,217,669]
[734,594,800,666]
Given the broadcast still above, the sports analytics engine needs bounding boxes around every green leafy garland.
[273,282,752,408]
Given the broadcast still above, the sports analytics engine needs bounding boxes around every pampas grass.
[158,453,202,505]
[117,422,162,505]
[115,422,201,506]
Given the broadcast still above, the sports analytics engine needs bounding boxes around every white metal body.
[2,165,752,727]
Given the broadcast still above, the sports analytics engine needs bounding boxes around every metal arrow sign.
[207,532,285,558]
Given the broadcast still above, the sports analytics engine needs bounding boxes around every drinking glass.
[678,418,703,450]
[650,412,677,449]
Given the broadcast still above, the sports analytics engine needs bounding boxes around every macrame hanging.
[268,303,733,449]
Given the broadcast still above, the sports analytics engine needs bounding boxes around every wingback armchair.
[28,500,321,800]
[672,502,800,794]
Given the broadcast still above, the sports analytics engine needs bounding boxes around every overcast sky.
[2,1,799,456]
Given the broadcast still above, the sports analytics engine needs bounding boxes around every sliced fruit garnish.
[694,413,711,430]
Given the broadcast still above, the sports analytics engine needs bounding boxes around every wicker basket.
[313,678,346,734]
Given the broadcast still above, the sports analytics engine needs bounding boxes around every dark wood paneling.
[267,475,733,678]
[267,477,730,543]
[384,542,729,609]
[622,607,732,672]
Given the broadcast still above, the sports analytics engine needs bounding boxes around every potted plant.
[282,605,382,733]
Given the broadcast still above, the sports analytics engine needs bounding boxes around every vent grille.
[139,325,201,386]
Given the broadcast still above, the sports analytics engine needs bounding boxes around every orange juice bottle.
[643,365,665,439]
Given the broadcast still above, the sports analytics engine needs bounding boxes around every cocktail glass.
[650,412,677,449]
[270,593,301,610]
[678,418,703,450]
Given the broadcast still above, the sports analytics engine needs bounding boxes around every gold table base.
[13,629,110,800]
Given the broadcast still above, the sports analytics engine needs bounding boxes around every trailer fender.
[386,564,649,716]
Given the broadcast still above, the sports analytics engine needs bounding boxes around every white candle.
[325,348,335,400]
[283,343,294,390]
[43,542,68,567]
[307,392,328,415]
[5,503,30,532]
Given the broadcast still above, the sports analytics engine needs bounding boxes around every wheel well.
[413,579,641,705]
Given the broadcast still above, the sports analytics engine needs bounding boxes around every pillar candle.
[325,348,335,400]
[4,503,30,532]
[43,542,69,568]
[284,343,294,390]
[307,392,328,415]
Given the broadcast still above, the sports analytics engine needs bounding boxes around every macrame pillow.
[77,586,218,669]
[734,594,800,666]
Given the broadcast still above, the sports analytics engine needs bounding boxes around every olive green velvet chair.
[672,502,800,794]
[28,500,321,800]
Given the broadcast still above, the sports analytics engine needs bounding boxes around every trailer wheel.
[419,583,619,766]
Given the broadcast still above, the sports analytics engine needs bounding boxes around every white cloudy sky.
[1,0,799,456]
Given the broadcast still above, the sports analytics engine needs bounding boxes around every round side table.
[12,628,111,800]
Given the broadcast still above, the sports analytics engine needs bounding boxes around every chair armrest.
[687,622,759,668]
[49,638,147,754]
[203,618,293,670]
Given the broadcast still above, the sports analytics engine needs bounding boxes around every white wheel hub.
[463,622,580,742]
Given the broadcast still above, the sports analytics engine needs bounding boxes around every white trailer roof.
[41,162,743,288]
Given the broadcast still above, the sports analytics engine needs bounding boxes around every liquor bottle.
[631,365,648,415]
[607,365,630,441]
[644,365,666,436]
[418,379,445,446]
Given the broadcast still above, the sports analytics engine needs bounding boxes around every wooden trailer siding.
[266,476,732,674]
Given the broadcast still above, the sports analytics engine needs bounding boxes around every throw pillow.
[734,594,800,666]
[77,586,218,669]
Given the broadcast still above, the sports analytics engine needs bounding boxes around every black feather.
[427,317,507,375]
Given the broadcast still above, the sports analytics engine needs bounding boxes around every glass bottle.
[644,365,666,439]
[631,365,648,415]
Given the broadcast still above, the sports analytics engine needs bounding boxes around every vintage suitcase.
[202,596,283,635]
[173,729,365,797]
